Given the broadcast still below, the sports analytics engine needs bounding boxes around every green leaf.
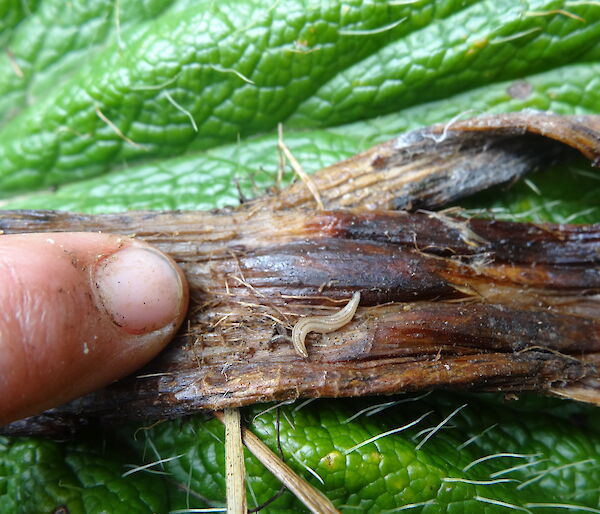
[119,395,600,512]
[1,0,600,512]
[1,0,600,197]
[0,436,168,514]
[4,60,600,213]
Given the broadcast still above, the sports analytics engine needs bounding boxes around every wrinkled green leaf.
[1,0,600,512]
[118,394,600,513]
[0,435,168,513]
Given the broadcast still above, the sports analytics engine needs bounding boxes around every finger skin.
[0,233,189,425]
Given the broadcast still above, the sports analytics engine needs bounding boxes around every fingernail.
[94,246,185,334]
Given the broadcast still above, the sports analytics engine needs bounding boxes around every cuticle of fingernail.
[92,251,122,327]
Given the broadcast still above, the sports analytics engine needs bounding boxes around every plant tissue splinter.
[292,292,361,358]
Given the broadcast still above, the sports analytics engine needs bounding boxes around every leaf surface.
[1,0,600,512]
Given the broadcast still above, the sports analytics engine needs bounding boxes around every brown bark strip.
[268,112,600,211]
[1,112,599,437]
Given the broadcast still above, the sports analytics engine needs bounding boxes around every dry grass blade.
[223,408,247,514]
[277,123,324,210]
[215,412,340,514]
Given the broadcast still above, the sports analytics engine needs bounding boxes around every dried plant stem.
[3,112,600,439]
[223,408,247,514]
[215,412,340,514]
[277,124,324,210]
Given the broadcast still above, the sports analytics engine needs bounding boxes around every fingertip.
[0,232,189,425]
